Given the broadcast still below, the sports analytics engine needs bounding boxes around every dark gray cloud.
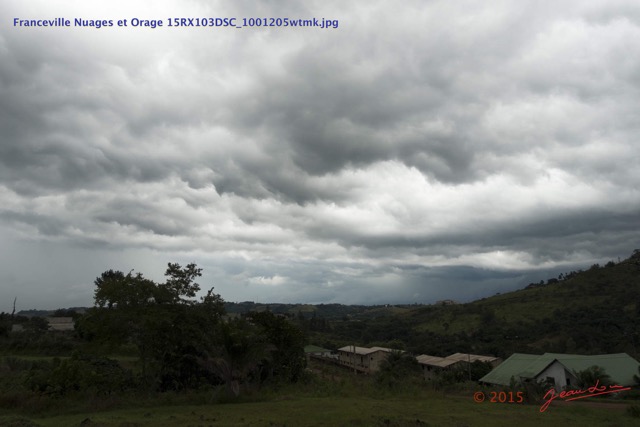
[1,0,639,310]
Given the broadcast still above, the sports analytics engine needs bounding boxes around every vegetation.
[1,263,307,403]
[0,371,638,426]
[301,250,640,360]
[374,351,422,390]
[207,251,640,362]
[1,251,639,425]
[573,366,612,388]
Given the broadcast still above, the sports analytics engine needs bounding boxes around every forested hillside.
[304,250,640,359]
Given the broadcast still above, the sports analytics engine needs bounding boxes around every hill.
[306,250,640,359]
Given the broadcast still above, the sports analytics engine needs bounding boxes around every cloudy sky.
[1,0,639,311]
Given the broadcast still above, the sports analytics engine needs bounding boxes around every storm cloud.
[1,0,639,310]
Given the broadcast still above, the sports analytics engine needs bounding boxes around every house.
[337,346,400,374]
[45,317,75,331]
[479,352,640,391]
[416,354,463,380]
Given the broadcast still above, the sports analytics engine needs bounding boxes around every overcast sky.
[1,0,639,311]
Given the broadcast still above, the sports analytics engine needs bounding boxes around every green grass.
[2,393,637,427]
[1,359,637,427]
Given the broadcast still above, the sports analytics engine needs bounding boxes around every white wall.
[536,361,577,391]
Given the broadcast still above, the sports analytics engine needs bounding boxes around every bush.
[572,365,611,388]
[374,352,421,390]
[24,354,134,396]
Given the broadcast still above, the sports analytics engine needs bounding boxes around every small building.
[480,352,640,391]
[416,354,463,380]
[45,317,75,331]
[337,346,400,374]
[10,324,24,333]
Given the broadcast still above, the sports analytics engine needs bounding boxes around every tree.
[573,365,612,388]
[199,319,274,397]
[375,351,421,389]
[160,262,202,304]
[93,269,157,309]
[469,360,493,381]
[23,316,49,334]
[0,312,14,337]
[79,263,227,391]
[247,311,306,382]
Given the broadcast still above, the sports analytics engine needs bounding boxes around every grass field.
[1,390,637,427]
[2,354,639,426]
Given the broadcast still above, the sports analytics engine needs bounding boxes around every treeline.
[224,301,419,321]
[1,263,307,399]
[526,249,640,289]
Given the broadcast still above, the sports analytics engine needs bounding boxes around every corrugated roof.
[370,346,401,353]
[416,354,460,368]
[337,346,400,355]
[446,353,500,363]
[46,317,75,331]
[480,353,640,386]
[338,346,376,355]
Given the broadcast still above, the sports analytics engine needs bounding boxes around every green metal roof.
[550,353,640,385]
[304,345,331,353]
[480,352,640,386]
[479,353,541,386]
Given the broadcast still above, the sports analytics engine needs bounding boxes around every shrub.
[572,365,611,388]
[24,354,134,396]
[375,352,421,390]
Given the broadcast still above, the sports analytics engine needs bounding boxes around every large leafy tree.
[93,269,157,309]
[160,262,203,305]
[78,263,226,390]
[199,319,275,397]
[247,311,306,382]
[78,263,306,393]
